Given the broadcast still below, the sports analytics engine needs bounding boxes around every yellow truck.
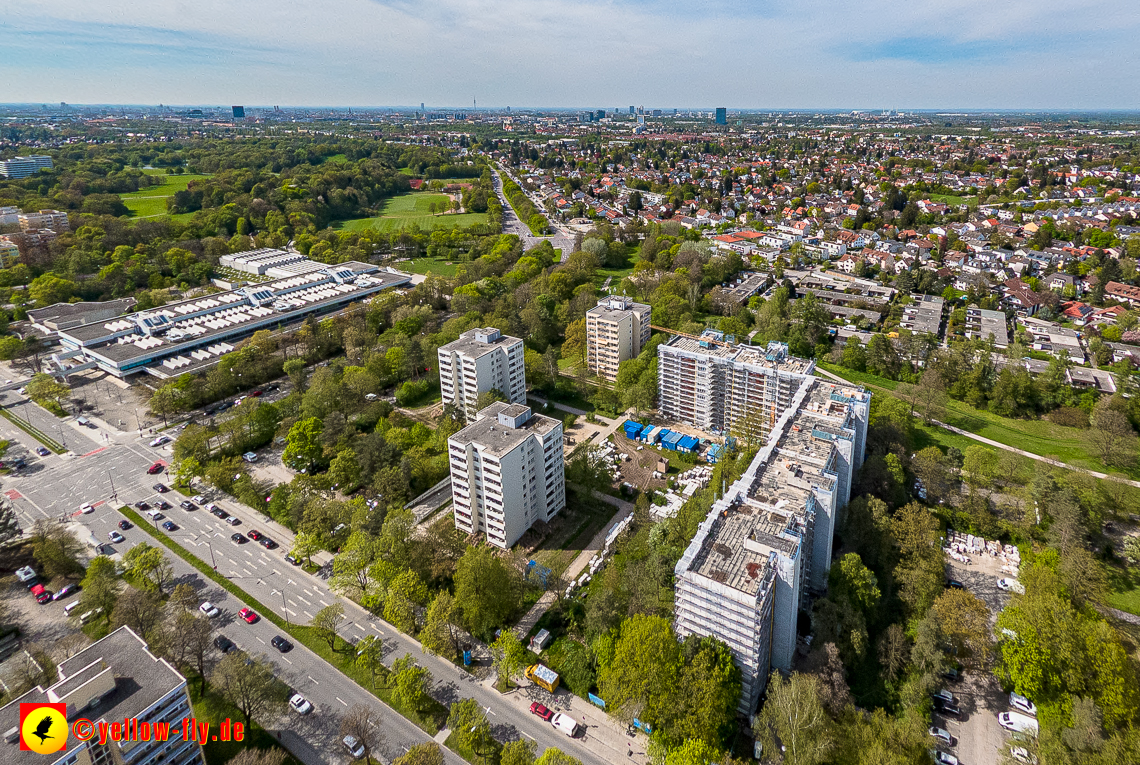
[525,663,560,693]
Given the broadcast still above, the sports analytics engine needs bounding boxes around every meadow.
[334,192,489,232]
[118,172,212,217]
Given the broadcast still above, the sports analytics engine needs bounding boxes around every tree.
[392,743,444,765]
[290,531,322,567]
[283,416,326,472]
[671,636,742,748]
[112,587,164,640]
[79,555,121,617]
[212,651,286,726]
[311,602,345,650]
[475,388,509,411]
[420,592,464,661]
[876,624,910,683]
[454,545,520,638]
[828,553,880,614]
[331,532,383,598]
[354,634,386,688]
[123,543,174,592]
[446,697,490,752]
[393,655,432,713]
[340,704,386,765]
[169,582,198,612]
[931,589,992,669]
[30,519,85,579]
[25,373,70,410]
[753,672,834,765]
[224,748,288,765]
[384,569,429,634]
[665,740,724,765]
[962,445,1000,486]
[597,614,681,730]
[910,446,955,503]
[499,739,536,765]
[491,629,526,690]
[0,499,20,547]
[1088,399,1137,467]
[533,751,582,765]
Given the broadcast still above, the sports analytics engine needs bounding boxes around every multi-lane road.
[2,395,641,765]
[490,167,576,259]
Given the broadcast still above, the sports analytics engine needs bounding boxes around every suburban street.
[490,166,576,258]
[1,393,647,765]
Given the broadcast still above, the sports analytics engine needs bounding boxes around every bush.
[1048,406,1090,428]
[395,379,435,406]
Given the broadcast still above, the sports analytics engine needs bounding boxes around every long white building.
[448,402,565,549]
[437,328,526,421]
[673,377,870,713]
[658,331,816,443]
[0,155,53,179]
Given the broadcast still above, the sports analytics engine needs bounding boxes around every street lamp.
[271,587,290,625]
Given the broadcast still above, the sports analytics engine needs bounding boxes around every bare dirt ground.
[610,433,667,492]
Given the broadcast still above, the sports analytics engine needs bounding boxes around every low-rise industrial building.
[673,378,870,714]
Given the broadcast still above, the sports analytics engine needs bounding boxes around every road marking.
[282,657,292,665]
[335,697,348,707]
[522,732,535,741]
[296,595,311,605]
[256,636,265,644]
[303,610,312,619]
[308,676,319,685]
[371,625,384,634]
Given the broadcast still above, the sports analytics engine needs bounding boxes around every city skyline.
[4,0,1138,109]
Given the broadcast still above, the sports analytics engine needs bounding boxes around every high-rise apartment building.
[438,328,526,421]
[585,296,651,381]
[0,626,205,765]
[0,155,53,179]
[0,237,19,267]
[674,377,870,713]
[658,331,816,443]
[448,402,565,548]
[715,107,727,124]
[18,210,69,233]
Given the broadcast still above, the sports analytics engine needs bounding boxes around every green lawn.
[395,257,461,277]
[925,193,976,207]
[119,173,212,218]
[817,361,1139,479]
[334,193,489,233]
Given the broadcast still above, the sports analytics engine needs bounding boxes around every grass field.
[925,193,976,207]
[119,173,212,218]
[817,361,1139,479]
[396,257,462,277]
[334,192,489,233]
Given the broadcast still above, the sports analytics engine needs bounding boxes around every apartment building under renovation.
[657,330,816,443]
[673,376,870,714]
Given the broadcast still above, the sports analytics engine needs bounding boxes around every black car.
[265,383,280,392]
[259,537,278,550]
[135,501,150,511]
[118,519,132,530]
[231,533,247,544]
[271,636,293,653]
[213,635,236,654]
[284,554,302,566]
[153,483,169,493]
[934,699,962,717]
[35,446,51,457]
[180,500,197,511]
[154,499,171,510]
[162,520,179,532]
[212,507,229,519]
[947,579,966,590]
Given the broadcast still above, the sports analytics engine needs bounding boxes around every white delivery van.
[63,601,82,617]
[998,712,1039,737]
[550,713,579,738]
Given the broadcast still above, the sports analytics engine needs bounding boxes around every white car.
[150,435,171,447]
[79,503,95,514]
[242,452,258,463]
[192,495,207,504]
[1010,692,1037,716]
[198,602,220,618]
[997,578,1025,594]
[289,694,313,715]
[930,751,958,765]
[342,735,365,758]
[108,531,125,543]
[1010,746,1038,764]
[928,727,953,747]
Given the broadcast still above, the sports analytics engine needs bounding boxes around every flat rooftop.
[439,328,522,359]
[450,401,560,457]
[586,297,650,321]
[663,335,816,375]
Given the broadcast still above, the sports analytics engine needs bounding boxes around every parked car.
[946,579,966,590]
[154,499,171,510]
[249,390,263,398]
[199,602,220,618]
[342,736,365,759]
[211,507,229,519]
[285,554,301,566]
[1010,692,1038,717]
[259,537,277,550]
[225,516,241,526]
[118,520,132,530]
[997,578,1025,594]
[145,509,165,521]
[231,533,247,544]
[931,751,958,765]
[1010,746,1038,764]
[134,501,150,511]
[271,636,293,653]
[35,446,50,456]
[108,531,125,543]
[551,713,579,738]
[289,694,313,714]
[180,501,197,511]
[928,727,953,747]
[31,584,53,604]
[213,635,236,653]
[238,607,259,624]
[999,712,1039,737]
[53,584,79,601]
[934,699,961,718]
[153,483,169,493]
[247,529,263,541]
[242,452,258,463]
[529,702,554,722]
[932,689,954,705]
[147,462,164,474]
[192,495,207,504]
[161,520,179,532]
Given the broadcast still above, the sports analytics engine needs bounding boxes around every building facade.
[0,627,204,765]
[18,209,69,233]
[0,155,53,179]
[448,402,565,549]
[437,328,526,421]
[658,331,816,443]
[673,377,870,714]
[585,296,651,381]
[0,238,18,268]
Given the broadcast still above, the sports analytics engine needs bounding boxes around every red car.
[529,702,553,722]
[249,390,263,398]
[147,462,165,475]
[238,607,259,624]
[247,529,263,541]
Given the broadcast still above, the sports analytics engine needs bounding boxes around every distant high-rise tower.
[715,107,727,125]
[232,105,245,119]
[629,106,635,114]
[595,109,604,120]
[421,102,425,110]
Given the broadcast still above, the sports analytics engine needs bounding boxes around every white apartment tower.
[585,296,651,381]
[448,402,566,549]
[673,377,870,714]
[658,331,816,444]
[438,328,526,421]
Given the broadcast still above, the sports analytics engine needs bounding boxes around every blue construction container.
[677,435,699,453]
[641,425,658,443]
[662,431,683,451]
[623,421,644,439]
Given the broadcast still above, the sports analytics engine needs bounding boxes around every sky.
[3,0,1139,110]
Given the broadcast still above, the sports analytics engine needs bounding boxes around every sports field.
[334,192,488,232]
[119,173,212,217]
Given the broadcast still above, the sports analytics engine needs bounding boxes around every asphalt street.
[490,167,575,259]
[1,403,632,765]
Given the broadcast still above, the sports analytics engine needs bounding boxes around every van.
[76,416,91,427]
[63,601,81,617]
[998,712,1039,737]
[145,509,165,521]
[79,608,104,625]
[550,713,579,738]
[15,566,37,585]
